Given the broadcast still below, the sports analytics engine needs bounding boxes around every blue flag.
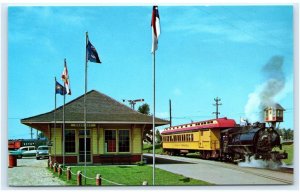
[87,40,101,63]
[55,81,67,95]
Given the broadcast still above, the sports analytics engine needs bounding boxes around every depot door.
[78,138,91,163]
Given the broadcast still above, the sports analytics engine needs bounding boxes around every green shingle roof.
[21,90,169,126]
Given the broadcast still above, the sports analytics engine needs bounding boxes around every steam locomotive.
[161,117,287,163]
[220,122,287,162]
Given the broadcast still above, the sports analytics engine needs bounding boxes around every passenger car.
[9,146,36,159]
[36,145,49,160]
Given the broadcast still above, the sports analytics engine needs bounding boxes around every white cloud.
[163,7,290,46]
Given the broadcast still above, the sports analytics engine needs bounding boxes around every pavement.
[7,157,66,187]
[144,153,294,185]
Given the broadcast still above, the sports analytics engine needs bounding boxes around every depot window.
[65,130,76,153]
[118,130,130,152]
[105,130,116,152]
[105,129,130,153]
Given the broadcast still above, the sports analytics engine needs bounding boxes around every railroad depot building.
[21,90,169,164]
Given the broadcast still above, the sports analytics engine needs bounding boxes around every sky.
[7,5,294,139]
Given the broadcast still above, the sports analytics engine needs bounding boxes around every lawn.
[50,165,212,186]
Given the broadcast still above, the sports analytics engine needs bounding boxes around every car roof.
[20,146,35,148]
[37,145,49,148]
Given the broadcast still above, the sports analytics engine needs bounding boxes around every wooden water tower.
[264,103,285,128]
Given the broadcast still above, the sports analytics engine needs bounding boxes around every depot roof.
[21,90,169,126]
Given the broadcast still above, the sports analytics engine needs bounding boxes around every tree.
[275,128,293,140]
[138,103,152,143]
[138,103,150,115]
[155,129,162,144]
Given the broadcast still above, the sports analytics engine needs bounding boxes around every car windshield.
[38,147,48,150]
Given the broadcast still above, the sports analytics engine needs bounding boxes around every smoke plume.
[245,56,285,122]
[238,155,282,170]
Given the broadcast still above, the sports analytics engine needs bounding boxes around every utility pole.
[30,127,34,139]
[122,99,144,110]
[169,99,172,127]
[213,97,222,119]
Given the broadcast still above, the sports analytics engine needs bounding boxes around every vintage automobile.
[9,146,37,159]
[36,145,49,160]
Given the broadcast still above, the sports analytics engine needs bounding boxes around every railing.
[48,159,148,186]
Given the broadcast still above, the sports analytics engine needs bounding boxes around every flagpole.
[84,31,88,185]
[54,77,57,163]
[152,49,156,186]
[63,80,65,168]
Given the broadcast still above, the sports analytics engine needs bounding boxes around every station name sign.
[70,123,96,128]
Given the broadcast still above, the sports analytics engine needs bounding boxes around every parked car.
[36,145,49,160]
[9,146,36,159]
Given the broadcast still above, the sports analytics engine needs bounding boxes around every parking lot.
[8,157,66,186]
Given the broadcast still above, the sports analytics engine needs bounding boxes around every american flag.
[151,6,161,53]
[61,59,71,95]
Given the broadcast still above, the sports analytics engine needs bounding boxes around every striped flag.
[151,6,161,53]
[61,59,71,95]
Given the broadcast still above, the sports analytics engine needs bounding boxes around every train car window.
[191,134,194,141]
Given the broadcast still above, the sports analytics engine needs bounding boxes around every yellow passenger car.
[161,117,236,159]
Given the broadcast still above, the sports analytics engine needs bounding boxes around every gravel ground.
[8,157,66,187]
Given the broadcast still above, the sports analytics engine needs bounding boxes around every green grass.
[49,165,212,186]
[273,144,293,165]
[143,143,163,154]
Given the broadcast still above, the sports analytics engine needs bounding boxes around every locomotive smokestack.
[245,56,286,122]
